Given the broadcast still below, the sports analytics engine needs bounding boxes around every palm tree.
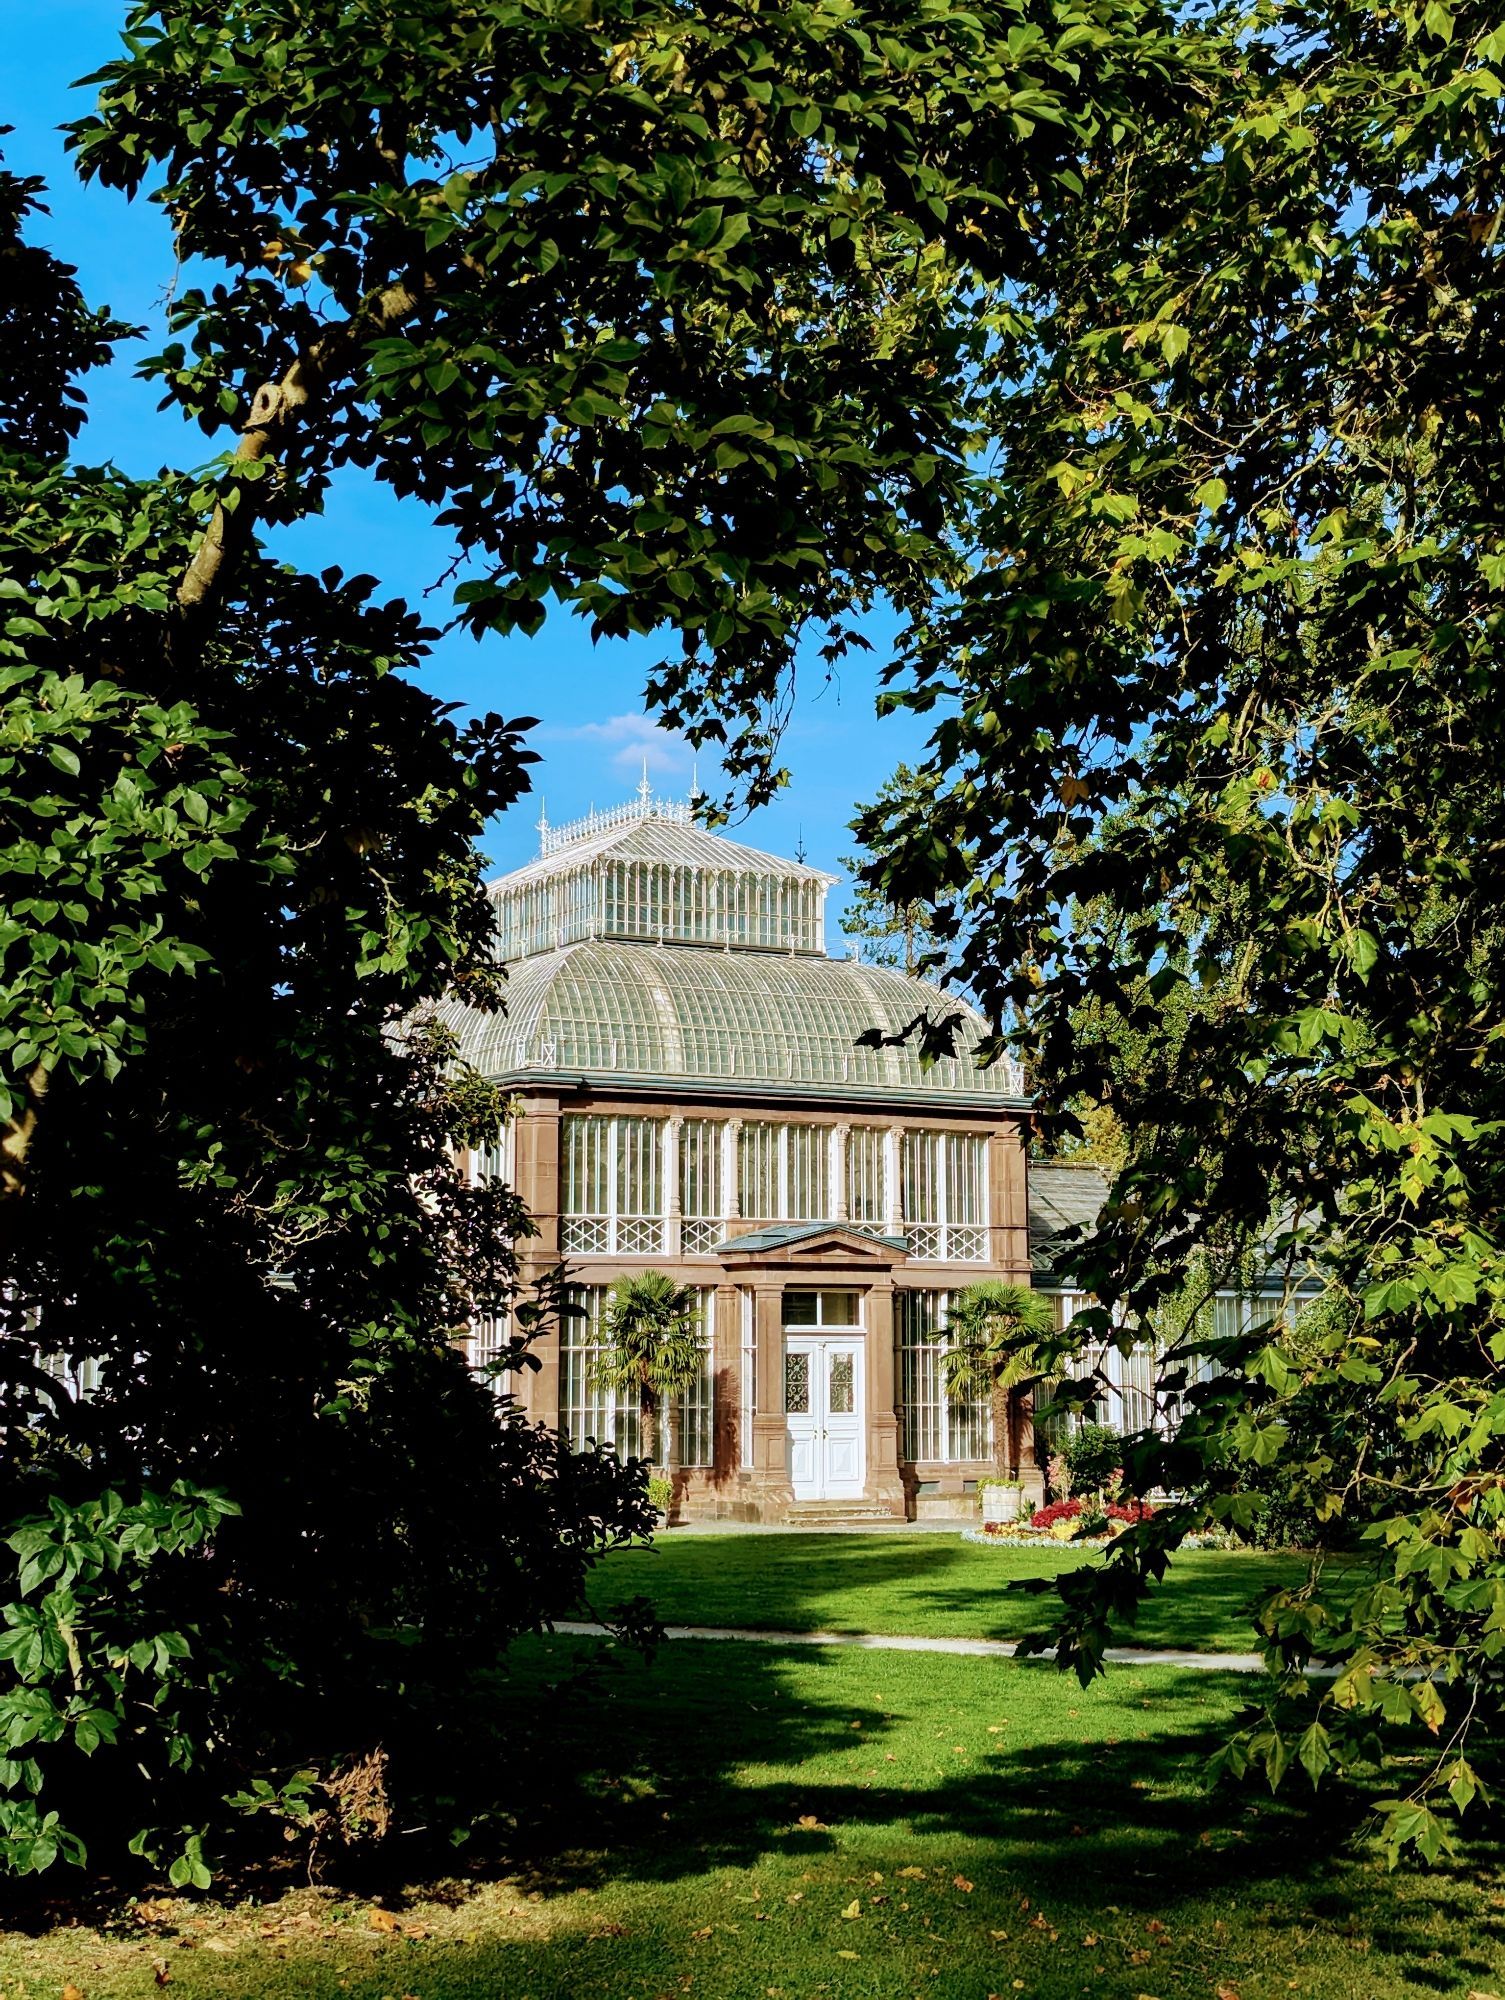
[595,1271,705,1468]
[941,1281,1058,1480]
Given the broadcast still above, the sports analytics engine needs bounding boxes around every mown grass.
[589,1530,1340,1653]
[2,1632,1499,2000]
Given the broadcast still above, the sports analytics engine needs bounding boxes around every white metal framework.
[558,1284,715,1466]
[679,1117,724,1255]
[896,1291,991,1463]
[561,1113,665,1254]
[902,1130,988,1261]
[555,1115,993,1260]
[845,1124,886,1224]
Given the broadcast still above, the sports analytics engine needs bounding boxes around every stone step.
[781,1502,902,1524]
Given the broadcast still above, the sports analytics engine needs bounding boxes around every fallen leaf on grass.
[691,1927,713,1941]
[63,1986,85,2000]
[836,1949,860,1960]
[152,1962,171,1988]
[989,1929,1010,1942]
[898,1867,926,1880]
[1216,1986,1242,2000]
[840,1900,862,1920]
[795,1815,828,1832]
[202,1939,232,1955]
[953,1876,974,1894]
[368,1908,400,1934]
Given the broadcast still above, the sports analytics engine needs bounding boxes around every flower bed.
[960,1518,1241,1552]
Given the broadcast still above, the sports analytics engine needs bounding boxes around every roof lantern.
[493,764,837,962]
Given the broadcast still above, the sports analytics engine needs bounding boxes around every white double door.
[786,1336,865,1501]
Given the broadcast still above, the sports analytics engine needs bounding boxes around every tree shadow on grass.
[445,1634,1505,2000]
[598,1530,1334,1655]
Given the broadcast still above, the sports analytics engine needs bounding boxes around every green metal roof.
[717,1222,909,1254]
[434,938,1027,1108]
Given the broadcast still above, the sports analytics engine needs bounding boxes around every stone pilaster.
[863,1276,905,1513]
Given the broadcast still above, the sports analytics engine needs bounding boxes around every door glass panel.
[785,1351,810,1413]
[783,1292,818,1327]
[829,1350,854,1415]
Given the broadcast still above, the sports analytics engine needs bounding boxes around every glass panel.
[559,1287,639,1456]
[672,1290,716,1467]
[785,1351,810,1413]
[562,1114,609,1219]
[616,1115,664,1221]
[818,1291,859,1326]
[904,1129,940,1225]
[739,1122,779,1223]
[948,1134,985,1227]
[786,1123,825,1220]
[846,1125,886,1223]
[681,1118,722,1218]
[829,1351,854,1415]
[783,1291,818,1327]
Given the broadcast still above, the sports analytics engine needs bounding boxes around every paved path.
[553,1619,1278,1674]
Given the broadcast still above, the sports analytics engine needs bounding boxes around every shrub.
[1060,1423,1124,1496]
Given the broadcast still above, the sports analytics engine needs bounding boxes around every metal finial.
[638,756,652,805]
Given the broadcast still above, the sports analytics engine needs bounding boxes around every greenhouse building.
[438,783,1143,1522]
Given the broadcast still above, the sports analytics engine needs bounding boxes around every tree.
[597,1273,705,1470]
[839,765,945,973]
[834,0,1505,1862]
[0,149,659,1883]
[941,1282,1057,1483]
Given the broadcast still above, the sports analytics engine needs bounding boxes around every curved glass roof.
[434,940,1026,1107]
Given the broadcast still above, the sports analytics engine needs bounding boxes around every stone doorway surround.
[715,1222,909,1520]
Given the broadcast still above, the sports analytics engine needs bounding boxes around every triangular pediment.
[716,1222,908,1269]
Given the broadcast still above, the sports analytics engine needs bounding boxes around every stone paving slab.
[553,1618,1281,1674]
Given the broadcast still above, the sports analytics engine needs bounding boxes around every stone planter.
[980,1483,1023,1525]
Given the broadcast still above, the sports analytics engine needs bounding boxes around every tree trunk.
[174,273,430,649]
[991,1379,1012,1480]
[640,1387,659,1467]
[1016,1388,1039,1477]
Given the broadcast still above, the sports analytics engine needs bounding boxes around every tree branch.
[175,271,431,633]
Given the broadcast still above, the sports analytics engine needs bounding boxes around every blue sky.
[4,1,937,928]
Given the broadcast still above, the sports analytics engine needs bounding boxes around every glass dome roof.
[434,938,1026,1108]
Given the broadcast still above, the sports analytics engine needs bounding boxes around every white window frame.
[896,1290,991,1465]
[903,1130,989,1262]
[560,1114,666,1255]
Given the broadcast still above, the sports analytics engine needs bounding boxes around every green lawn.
[4,1634,1500,2000]
[588,1529,1338,1654]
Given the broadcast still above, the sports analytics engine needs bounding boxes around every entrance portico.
[717,1223,908,1520]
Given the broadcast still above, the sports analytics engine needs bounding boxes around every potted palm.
[942,1281,1057,1522]
[595,1271,705,1508]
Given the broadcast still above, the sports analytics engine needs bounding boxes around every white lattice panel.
[562,1216,609,1254]
[616,1216,664,1255]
